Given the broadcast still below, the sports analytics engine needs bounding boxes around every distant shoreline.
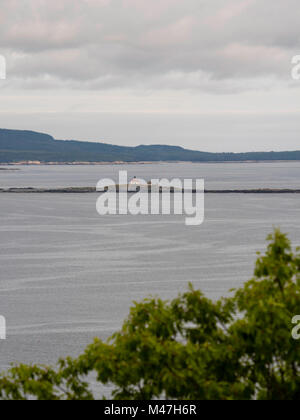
[2,128,300,164]
[1,187,299,194]
[1,160,300,166]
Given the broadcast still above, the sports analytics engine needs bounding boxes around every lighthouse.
[129,176,145,186]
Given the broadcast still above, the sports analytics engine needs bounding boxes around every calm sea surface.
[0,162,299,385]
[1,161,300,189]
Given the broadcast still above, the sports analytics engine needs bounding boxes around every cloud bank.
[1,0,299,92]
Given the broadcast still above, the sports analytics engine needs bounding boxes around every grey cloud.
[1,0,299,92]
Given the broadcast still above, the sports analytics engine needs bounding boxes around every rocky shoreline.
[0,187,300,194]
[0,168,19,171]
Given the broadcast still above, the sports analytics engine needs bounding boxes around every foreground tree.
[0,230,299,400]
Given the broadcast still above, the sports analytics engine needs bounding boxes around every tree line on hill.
[1,128,300,163]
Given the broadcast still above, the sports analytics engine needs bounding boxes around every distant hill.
[0,128,300,163]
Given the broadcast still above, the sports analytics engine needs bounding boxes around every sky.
[0,0,299,152]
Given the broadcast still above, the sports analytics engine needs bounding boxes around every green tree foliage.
[0,230,299,400]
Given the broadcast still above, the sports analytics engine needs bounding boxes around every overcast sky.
[0,0,299,152]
